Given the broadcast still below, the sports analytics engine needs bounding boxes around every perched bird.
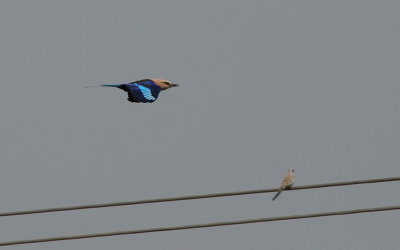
[85,78,178,103]
[272,169,295,201]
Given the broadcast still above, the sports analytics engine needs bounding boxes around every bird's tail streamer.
[84,84,121,88]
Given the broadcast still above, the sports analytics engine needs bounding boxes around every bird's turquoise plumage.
[137,84,156,101]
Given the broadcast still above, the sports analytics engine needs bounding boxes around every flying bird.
[85,78,178,103]
[272,169,295,200]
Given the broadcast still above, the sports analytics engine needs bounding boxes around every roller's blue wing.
[123,79,161,103]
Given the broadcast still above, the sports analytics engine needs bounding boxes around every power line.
[0,205,398,246]
[0,176,399,218]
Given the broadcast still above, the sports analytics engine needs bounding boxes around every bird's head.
[152,79,179,90]
[288,168,295,173]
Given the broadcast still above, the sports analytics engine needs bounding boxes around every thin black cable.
[0,205,398,246]
[0,176,399,217]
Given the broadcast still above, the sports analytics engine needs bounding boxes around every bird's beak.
[171,83,179,87]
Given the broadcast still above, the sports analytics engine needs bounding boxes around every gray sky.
[1,0,399,249]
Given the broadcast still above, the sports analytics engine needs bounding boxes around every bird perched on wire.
[85,78,179,103]
[272,169,295,200]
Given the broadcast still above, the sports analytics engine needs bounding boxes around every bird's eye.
[163,81,171,85]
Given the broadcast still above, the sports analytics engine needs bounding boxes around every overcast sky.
[1,1,399,249]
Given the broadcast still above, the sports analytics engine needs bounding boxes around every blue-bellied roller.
[85,78,178,103]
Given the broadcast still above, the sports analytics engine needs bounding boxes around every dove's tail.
[272,190,282,201]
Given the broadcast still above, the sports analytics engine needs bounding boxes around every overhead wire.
[0,176,399,217]
[0,205,398,246]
